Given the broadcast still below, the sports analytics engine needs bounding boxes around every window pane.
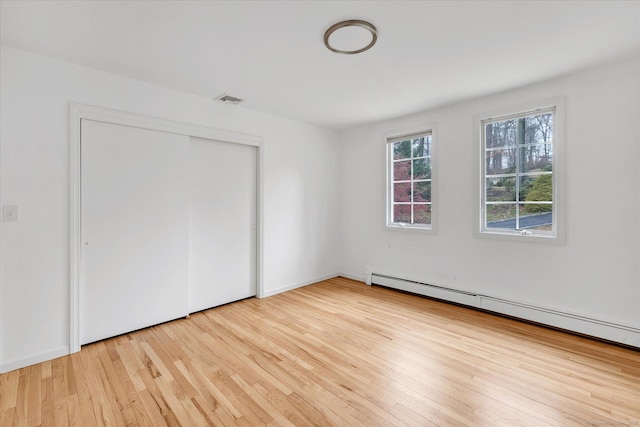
[414,181,431,202]
[524,113,553,144]
[413,204,431,225]
[521,174,552,202]
[412,136,431,157]
[519,204,553,231]
[520,203,552,216]
[486,177,516,202]
[485,148,516,175]
[393,140,411,160]
[393,204,411,223]
[520,144,553,172]
[485,120,516,148]
[394,160,411,181]
[413,158,431,180]
[486,204,516,226]
[518,175,534,201]
[393,182,411,202]
[523,223,554,232]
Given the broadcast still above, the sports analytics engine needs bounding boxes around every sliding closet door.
[189,137,257,313]
[80,120,189,345]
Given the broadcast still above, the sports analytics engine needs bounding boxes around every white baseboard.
[7,273,635,373]
[261,273,340,298]
[337,272,365,283]
[2,274,339,372]
[1,346,70,374]
[480,297,640,347]
[371,273,640,348]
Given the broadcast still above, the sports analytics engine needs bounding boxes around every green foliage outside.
[486,174,551,221]
[413,160,431,180]
[524,174,552,213]
[394,140,412,159]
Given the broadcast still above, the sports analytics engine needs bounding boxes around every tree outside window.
[388,133,432,228]
[482,109,555,236]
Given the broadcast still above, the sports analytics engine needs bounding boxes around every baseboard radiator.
[370,273,640,348]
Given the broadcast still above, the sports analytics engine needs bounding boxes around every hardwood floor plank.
[83,344,126,427]
[96,343,137,426]
[151,377,194,427]
[68,354,97,427]
[251,383,314,427]
[0,371,19,414]
[128,346,180,426]
[40,376,55,427]
[1,277,639,426]
[0,408,15,427]
[144,328,201,398]
[211,368,274,426]
[228,374,296,427]
[114,342,146,394]
[135,389,171,427]
[190,362,243,421]
[50,361,69,427]
[25,364,41,427]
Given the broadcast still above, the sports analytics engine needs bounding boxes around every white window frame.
[385,126,436,232]
[477,98,565,243]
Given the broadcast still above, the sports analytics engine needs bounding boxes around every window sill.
[477,229,563,244]
[386,223,435,234]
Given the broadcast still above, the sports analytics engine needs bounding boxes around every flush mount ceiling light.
[324,20,377,55]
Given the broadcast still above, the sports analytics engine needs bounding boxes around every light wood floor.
[1,277,639,426]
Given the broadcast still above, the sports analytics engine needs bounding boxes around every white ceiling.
[2,1,639,130]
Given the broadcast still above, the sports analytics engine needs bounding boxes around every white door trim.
[69,102,264,354]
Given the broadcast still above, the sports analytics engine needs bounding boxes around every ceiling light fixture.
[324,20,377,55]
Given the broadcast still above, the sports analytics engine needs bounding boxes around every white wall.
[0,46,341,371]
[339,58,640,330]
[2,44,638,372]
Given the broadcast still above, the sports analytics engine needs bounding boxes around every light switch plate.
[2,205,19,222]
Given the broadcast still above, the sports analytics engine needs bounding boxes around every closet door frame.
[69,102,263,354]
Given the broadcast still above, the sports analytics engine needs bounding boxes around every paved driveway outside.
[487,212,552,229]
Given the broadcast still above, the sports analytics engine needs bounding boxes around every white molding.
[261,273,340,298]
[256,135,265,298]
[69,103,261,147]
[69,105,81,353]
[480,297,640,347]
[0,117,3,371]
[371,273,640,348]
[339,272,367,284]
[373,274,480,306]
[0,346,69,374]
[69,102,264,354]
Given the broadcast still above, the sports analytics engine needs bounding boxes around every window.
[481,107,555,237]
[387,131,433,229]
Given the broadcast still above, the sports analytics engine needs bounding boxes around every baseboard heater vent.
[370,273,640,348]
[371,273,480,306]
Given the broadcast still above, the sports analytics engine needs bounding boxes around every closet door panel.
[81,120,189,345]
[189,137,257,312]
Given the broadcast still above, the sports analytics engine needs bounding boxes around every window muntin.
[388,132,432,228]
[482,108,555,236]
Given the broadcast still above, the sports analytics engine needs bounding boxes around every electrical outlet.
[2,205,19,223]
[452,274,457,282]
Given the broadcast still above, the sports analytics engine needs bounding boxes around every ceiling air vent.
[215,93,243,105]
